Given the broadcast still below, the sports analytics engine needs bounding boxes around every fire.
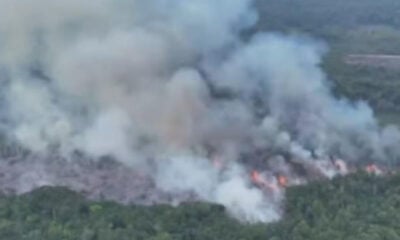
[250,171,282,192]
[251,170,262,184]
[365,164,382,175]
[334,159,348,174]
[277,175,288,188]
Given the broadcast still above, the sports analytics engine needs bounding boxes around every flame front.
[278,175,288,188]
[251,170,262,184]
[250,171,281,193]
[365,164,382,175]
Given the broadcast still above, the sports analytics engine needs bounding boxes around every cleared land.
[345,54,400,69]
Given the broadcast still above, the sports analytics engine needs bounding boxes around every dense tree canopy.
[256,0,400,122]
[2,1,400,239]
[1,172,400,239]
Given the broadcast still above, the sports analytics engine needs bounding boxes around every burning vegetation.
[0,0,399,224]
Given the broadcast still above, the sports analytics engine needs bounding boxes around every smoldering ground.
[0,0,399,223]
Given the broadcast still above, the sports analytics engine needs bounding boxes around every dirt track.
[345,54,400,69]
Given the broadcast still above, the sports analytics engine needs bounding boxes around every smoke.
[0,0,399,223]
[155,156,281,222]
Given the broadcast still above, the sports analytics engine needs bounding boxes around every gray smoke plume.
[0,0,399,223]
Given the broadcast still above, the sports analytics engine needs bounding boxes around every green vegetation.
[323,54,400,113]
[0,187,257,240]
[256,0,400,125]
[1,172,400,239]
[256,0,400,41]
[3,1,400,239]
[271,173,400,240]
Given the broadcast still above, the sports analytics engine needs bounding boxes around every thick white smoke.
[0,0,399,223]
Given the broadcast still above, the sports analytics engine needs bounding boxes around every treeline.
[323,53,400,113]
[256,0,400,38]
[269,173,400,240]
[1,172,400,239]
[0,187,260,240]
[256,0,400,123]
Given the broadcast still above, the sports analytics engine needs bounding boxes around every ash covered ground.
[0,0,399,223]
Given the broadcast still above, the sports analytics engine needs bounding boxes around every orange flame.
[251,171,281,192]
[251,171,262,184]
[278,175,288,188]
[365,164,381,175]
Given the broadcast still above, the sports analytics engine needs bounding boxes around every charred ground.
[1,0,400,238]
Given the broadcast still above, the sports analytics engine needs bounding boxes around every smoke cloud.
[0,0,399,223]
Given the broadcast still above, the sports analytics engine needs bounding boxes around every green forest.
[3,0,400,239]
[257,0,400,125]
[1,172,400,239]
